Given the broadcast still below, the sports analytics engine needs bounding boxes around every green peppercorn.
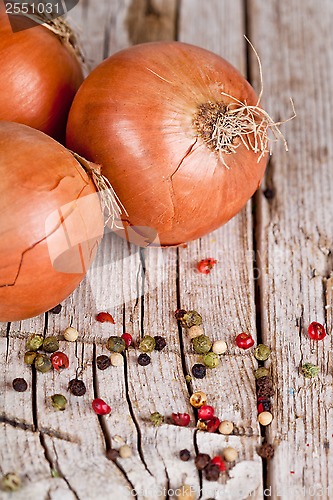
[34,354,52,373]
[42,336,59,353]
[106,336,126,353]
[25,333,43,351]
[139,335,156,353]
[192,335,212,354]
[202,351,219,368]
[150,412,164,426]
[0,472,21,492]
[180,310,203,328]
[254,344,271,361]
[254,367,270,379]
[301,363,319,378]
[51,394,67,411]
[24,351,37,365]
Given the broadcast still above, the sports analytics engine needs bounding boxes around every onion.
[0,122,104,322]
[0,4,83,143]
[66,41,274,247]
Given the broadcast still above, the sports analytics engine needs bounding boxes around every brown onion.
[0,3,83,142]
[0,122,104,322]
[66,41,270,247]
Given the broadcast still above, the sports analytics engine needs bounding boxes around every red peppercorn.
[198,405,215,420]
[96,312,115,324]
[197,258,217,274]
[206,417,220,433]
[235,332,254,349]
[308,322,326,341]
[50,352,69,371]
[92,398,111,415]
[211,456,226,472]
[171,412,190,427]
[121,333,133,347]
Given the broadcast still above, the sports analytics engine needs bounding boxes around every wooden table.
[1,0,333,498]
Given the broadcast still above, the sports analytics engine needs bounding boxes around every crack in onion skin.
[66,41,268,247]
[0,122,104,322]
[0,3,83,143]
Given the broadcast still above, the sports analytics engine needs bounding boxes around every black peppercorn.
[179,449,191,461]
[257,386,274,398]
[154,336,167,351]
[48,304,62,314]
[12,378,28,392]
[106,448,120,461]
[68,378,86,396]
[138,353,151,366]
[174,309,187,320]
[194,453,210,470]
[263,188,275,200]
[256,376,273,388]
[257,443,275,460]
[205,463,220,481]
[96,355,111,370]
[192,363,206,379]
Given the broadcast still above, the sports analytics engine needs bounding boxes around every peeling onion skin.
[66,41,268,247]
[0,122,104,322]
[0,4,83,143]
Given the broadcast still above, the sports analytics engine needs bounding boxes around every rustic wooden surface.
[1,0,333,498]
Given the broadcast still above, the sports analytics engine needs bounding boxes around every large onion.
[66,41,270,247]
[0,3,83,142]
[0,122,104,322]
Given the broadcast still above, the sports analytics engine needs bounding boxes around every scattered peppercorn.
[154,335,167,351]
[92,398,111,415]
[110,352,124,367]
[24,351,37,365]
[139,335,156,353]
[180,310,203,328]
[197,420,208,431]
[263,188,275,199]
[121,333,133,347]
[12,378,27,392]
[119,444,132,458]
[138,353,151,366]
[223,447,238,462]
[179,449,191,461]
[218,420,234,435]
[301,362,320,378]
[211,456,226,472]
[106,336,126,353]
[194,453,211,470]
[192,334,212,354]
[185,375,192,383]
[51,394,67,411]
[203,351,219,368]
[256,376,273,388]
[197,258,217,275]
[64,327,79,342]
[187,325,204,339]
[258,411,273,426]
[254,367,270,379]
[257,443,275,460]
[212,340,228,355]
[0,472,21,492]
[204,463,220,481]
[96,312,115,323]
[34,354,52,373]
[50,352,69,371]
[235,332,254,349]
[106,448,120,461]
[150,412,164,426]
[48,304,62,314]
[198,405,214,420]
[206,417,221,433]
[171,412,190,427]
[97,355,111,370]
[257,385,274,399]
[26,333,43,351]
[68,378,86,396]
[43,336,59,353]
[190,391,207,408]
[254,344,271,361]
[308,322,326,341]
[174,309,187,320]
[192,363,206,379]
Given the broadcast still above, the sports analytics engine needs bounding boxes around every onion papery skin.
[0,4,83,143]
[0,122,104,322]
[66,41,268,247]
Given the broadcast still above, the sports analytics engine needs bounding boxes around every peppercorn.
[187,325,204,340]
[257,443,275,460]
[64,327,79,342]
[254,367,270,379]
[26,333,43,351]
[190,391,207,408]
[174,309,187,320]
[150,412,164,426]
[42,336,59,353]
[185,375,192,383]
[218,420,234,435]
[180,310,203,328]
[254,344,271,361]
[197,420,208,431]
[106,448,120,461]
[97,355,111,370]
[51,394,67,411]
[110,352,124,367]
[34,354,52,373]
[258,411,273,426]
[0,472,21,492]
[192,363,206,379]
[256,376,273,388]
[48,303,62,314]
[192,335,212,354]
[203,352,219,368]
[139,335,156,353]
[179,449,191,461]
[257,385,274,399]
[106,336,126,353]
[204,463,220,481]
[119,444,132,458]
[68,378,86,396]
[223,447,238,462]
[138,353,151,366]
[194,453,211,470]
[12,378,28,392]
[154,335,167,351]
[24,351,37,365]
[212,340,228,355]
[301,363,320,378]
